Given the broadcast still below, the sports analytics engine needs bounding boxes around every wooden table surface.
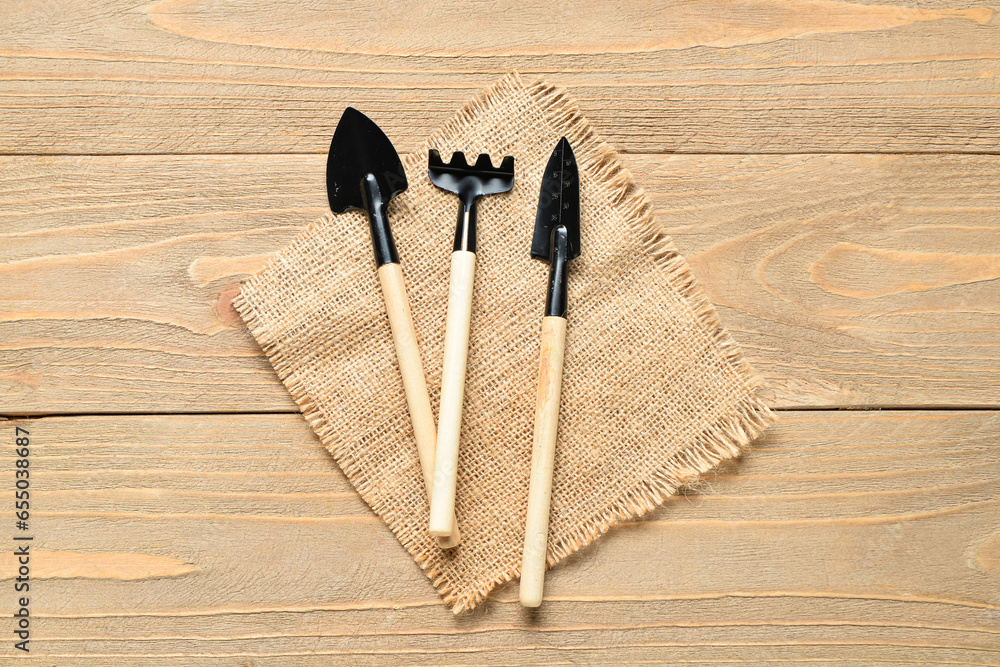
[3,1,999,664]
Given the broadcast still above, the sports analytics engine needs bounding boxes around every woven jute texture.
[235,73,774,612]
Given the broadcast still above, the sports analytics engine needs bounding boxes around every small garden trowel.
[426,149,515,538]
[327,107,459,548]
[520,137,580,606]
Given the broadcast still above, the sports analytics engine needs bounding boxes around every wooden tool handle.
[520,315,568,607]
[377,262,460,548]
[429,250,476,537]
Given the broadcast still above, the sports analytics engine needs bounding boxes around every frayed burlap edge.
[234,72,775,613]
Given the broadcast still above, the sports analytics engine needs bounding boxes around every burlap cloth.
[235,72,774,612]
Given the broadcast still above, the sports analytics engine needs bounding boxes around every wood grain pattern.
[0,551,197,580]
[0,410,995,665]
[147,0,995,55]
[644,152,1000,408]
[2,0,999,154]
[2,153,997,413]
[5,4,996,659]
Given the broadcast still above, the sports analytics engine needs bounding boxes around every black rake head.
[428,150,515,203]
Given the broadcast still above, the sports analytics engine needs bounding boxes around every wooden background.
[2,0,999,664]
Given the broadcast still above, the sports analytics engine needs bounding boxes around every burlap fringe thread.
[235,72,774,612]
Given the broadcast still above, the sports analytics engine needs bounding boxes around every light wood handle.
[520,315,568,607]
[377,262,460,548]
[429,250,476,537]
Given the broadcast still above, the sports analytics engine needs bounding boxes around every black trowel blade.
[326,107,408,213]
[530,137,580,262]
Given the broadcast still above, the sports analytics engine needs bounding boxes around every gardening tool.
[327,107,460,548]
[520,137,580,607]
[426,149,515,537]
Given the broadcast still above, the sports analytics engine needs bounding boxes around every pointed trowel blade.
[326,107,408,213]
[531,137,580,262]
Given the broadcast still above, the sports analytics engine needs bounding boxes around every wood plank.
[2,0,999,154]
[0,410,996,665]
[645,153,1000,408]
[3,153,998,413]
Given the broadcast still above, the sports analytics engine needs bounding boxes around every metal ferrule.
[453,196,479,253]
[361,173,399,266]
[544,225,569,318]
